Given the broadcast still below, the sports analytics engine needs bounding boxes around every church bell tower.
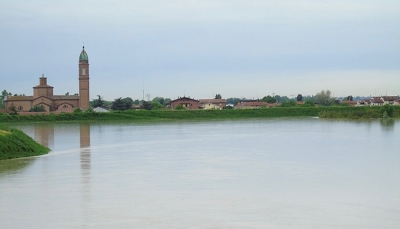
[78,46,90,109]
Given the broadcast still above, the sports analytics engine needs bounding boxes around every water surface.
[1,118,399,228]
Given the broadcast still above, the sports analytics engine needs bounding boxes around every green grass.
[0,126,50,160]
[0,106,398,123]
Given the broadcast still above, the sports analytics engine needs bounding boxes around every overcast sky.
[1,0,399,101]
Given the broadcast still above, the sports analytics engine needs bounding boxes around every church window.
[82,68,86,75]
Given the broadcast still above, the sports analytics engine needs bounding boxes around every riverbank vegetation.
[0,106,398,123]
[0,126,50,160]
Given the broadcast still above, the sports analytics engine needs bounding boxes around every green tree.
[153,97,171,106]
[93,95,104,108]
[302,100,315,107]
[9,103,18,115]
[226,98,241,105]
[280,100,297,107]
[215,94,222,99]
[274,95,291,103]
[344,95,353,101]
[261,95,276,103]
[296,94,303,102]
[142,101,153,110]
[0,90,11,108]
[151,102,163,110]
[111,97,132,111]
[122,97,133,109]
[74,108,82,113]
[314,90,335,106]
[133,99,140,105]
[175,104,185,110]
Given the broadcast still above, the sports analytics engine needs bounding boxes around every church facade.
[4,47,90,112]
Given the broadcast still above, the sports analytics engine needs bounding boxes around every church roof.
[79,46,88,61]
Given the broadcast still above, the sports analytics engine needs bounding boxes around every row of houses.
[169,97,227,110]
[168,95,400,110]
[357,96,400,106]
[168,97,281,110]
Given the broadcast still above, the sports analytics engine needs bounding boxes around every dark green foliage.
[152,97,167,105]
[151,102,164,110]
[9,103,18,115]
[280,100,297,107]
[111,97,133,111]
[0,90,12,108]
[297,94,303,102]
[261,95,276,103]
[142,101,153,110]
[274,95,291,103]
[0,126,50,160]
[215,94,222,99]
[29,105,46,112]
[302,100,315,107]
[92,95,104,108]
[175,104,185,110]
[74,108,82,113]
[226,98,241,105]
[344,95,353,101]
[222,106,233,109]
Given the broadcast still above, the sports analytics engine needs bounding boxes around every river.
[0,118,399,228]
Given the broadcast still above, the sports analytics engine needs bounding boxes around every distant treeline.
[1,106,398,123]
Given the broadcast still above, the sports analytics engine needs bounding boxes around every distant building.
[370,97,384,106]
[93,107,109,113]
[381,96,399,105]
[169,96,199,109]
[4,47,90,112]
[199,99,226,110]
[234,99,278,109]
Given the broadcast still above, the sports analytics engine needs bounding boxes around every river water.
[0,118,399,228]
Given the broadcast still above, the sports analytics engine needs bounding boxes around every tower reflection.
[80,123,91,218]
[34,124,54,148]
[80,123,91,182]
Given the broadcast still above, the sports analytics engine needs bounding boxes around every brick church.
[4,47,90,112]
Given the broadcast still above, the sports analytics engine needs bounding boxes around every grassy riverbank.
[0,126,50,160]
[1,106,398,123]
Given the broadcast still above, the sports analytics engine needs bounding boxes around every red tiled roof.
[371,98,384,103]
[382,96,399,101]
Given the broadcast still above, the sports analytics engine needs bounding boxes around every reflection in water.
[80,124,91,221]
[34,124,54,148]
[0,157,37,175]
[380,118,395,131]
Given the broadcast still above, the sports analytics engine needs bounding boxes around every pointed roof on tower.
[79,46,89,61]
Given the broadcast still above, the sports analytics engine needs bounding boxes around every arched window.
[82,68,86,75]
